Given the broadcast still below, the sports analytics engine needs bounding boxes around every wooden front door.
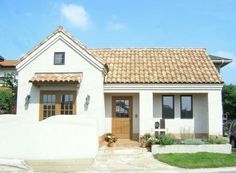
[39,91,76,121]
[112,96,132,139]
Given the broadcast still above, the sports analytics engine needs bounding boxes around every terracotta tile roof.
[88,48,223,84]
[0,60,18,67]
[30,73,82,83]
[18,26,106,66]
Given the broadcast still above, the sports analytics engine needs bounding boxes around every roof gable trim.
[17,27,107,73]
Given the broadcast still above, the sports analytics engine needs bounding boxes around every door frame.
[112,96,133,139]
[39,90,76,121]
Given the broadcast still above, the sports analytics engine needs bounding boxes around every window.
[42,94,56,119]
[40,91,76,120]
[60,94,74,115]
[180,96,193,119]
[162,96,174,119]
[115,99,129,118]
[54,52,65,65]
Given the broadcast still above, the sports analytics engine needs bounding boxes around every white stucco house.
[16,26,231,139]
[0,26,232,159]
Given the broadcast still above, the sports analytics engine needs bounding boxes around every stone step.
[98,147,148,153]
[101,139,141,148]
[95,155,152,162]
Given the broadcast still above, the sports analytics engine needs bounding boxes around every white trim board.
[104,83,223,93]
[16,32,106,74]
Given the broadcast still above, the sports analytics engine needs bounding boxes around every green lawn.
[154,152,236,168]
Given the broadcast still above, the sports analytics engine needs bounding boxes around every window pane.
[162,96,174,119]
[115,99,129,118]
[60,94,74,115]
[42,94,56,120]
[43,95,47,102]
[54,52,65,65]
[52,95,56,103]
[181,96,193,119]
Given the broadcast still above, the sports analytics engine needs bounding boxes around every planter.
[107,142,114,147]
[151,144,232,154]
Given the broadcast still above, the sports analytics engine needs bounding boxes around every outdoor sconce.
[85,95,90,105]
[25,95,31,110]
[84,95,90,111]
[25,95,31,103]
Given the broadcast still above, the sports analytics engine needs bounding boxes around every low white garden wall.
[0,114,98,159]
[152,144,232,154]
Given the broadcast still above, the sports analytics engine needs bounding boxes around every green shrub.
[0,90,14,114]
[159,134,176,145]
[147,137,159,145]
[203,136,228,144]
[179,138,205,145]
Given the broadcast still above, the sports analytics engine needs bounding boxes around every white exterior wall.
[208,90,223,136]
[153,93,208,135]
[139,91,153,135]
[16,36,106,136]
[104,84,223,137]
[0,115,98,159]
[104,93,139,136]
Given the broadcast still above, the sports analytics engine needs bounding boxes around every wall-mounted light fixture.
[24,95,31,110]
[25,95,31,103]
[85,95,90,105]
[84,95,90,111]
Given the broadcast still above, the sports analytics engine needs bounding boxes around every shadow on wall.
[194,94,209,138]
[24,86,39,110]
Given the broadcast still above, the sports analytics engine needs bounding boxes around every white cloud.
[213,50,236,69]
[107,21,125,30]
[61,4,91,29]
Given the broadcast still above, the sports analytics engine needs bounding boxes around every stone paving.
[0,147,175,172]
[2,147,236,173]
[91,147,176,172]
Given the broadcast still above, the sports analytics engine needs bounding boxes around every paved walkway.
[91,147,176,172]
[1,147,236,173]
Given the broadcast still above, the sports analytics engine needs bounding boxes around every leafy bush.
[179,138,205,145]
[203,136,228,144]
[159,134,176,145]
[0,90,15,114]
[147,137,159,145]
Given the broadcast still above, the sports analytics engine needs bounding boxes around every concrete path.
[91,147,176,172]
[1,147,236,173]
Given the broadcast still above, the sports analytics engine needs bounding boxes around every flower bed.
[140,134,231,154]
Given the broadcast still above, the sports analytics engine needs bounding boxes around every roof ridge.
[88,47,206,50]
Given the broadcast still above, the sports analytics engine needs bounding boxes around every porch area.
[104,88,223,141]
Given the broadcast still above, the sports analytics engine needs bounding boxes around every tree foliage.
[0,72,17,114]
[2,72,17,92]
[0,90,15,114]
[223,84,236,119]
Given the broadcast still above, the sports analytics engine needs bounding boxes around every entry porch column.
[139,91,154,136]
[208,90,223,136]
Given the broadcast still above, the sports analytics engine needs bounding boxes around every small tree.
[1,72,17,114]
[222,84,236,120]
[2,72,17,93]
[0,90,14,114]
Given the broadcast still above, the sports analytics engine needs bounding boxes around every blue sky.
[0,0,235,84]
